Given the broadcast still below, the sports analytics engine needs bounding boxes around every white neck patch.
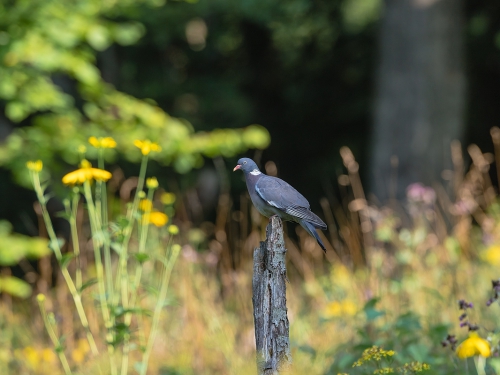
[250,169,261,175]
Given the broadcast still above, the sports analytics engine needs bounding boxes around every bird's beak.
[233,164,241,172]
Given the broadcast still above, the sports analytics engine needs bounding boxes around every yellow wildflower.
[353,346,395,367]
[374,368,394,374]
[71,338,90,364]
[139,199,153,212]
[148,211,168,227]
[168,224,179,235]
[78,145,87,154]
[134,139,161,155]
[23,346,40,368]
[482,245,500,266]
[324,301,342,317]
[342,300,358,316]
[88,136,117,149]
[161,192,176,205]
[41,348,56,363]
[397,362,430,373]
[146,177,159,189]
[456,332,491,359]
[36,293,45,302]
[62,159,112,185]
[324,299,358,318]
[26,160,43,173]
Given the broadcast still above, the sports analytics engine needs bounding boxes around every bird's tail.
[299,220,326,253]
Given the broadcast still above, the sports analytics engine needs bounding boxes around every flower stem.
[37,296,73,375]
[140,243,180,375]
[83,181,117,375]
[30,171,99,355]
[474,356,486,375]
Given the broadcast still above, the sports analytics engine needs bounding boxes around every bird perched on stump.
[233,157,327,252]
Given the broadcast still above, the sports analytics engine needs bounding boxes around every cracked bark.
[252,216,291,375]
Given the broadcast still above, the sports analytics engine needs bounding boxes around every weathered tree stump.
[252,216,292,375]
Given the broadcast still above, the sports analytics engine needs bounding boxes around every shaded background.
[2,0,500,230]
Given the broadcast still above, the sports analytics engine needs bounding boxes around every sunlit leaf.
[0,276,32,298]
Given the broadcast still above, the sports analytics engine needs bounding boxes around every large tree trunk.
[370,0,466,201]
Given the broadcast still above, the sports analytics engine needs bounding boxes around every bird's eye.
[243,161,247,164]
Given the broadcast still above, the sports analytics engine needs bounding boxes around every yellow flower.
[456,332,491,359]
[324,301,342,317]
[41,348,56,363]
[353,346,395,367]
[148,211,168,227]
[342,300,358,316]
[78,145,87,154]
[134,139,161,155]
[88,136,117,149]
[71,338,90,364]
[146,177,159,189]
[139,199,153,212]
[482,245,500,266]
[26,160,43,173]
[62,159,112,185]
[168,224,179,235]
[324,299,358,318]
[23,346,40,368]
[161,192,176,205]
[36,293,45,302]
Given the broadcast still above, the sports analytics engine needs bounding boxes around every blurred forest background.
[3,0,500,374]
[3,0,500,226]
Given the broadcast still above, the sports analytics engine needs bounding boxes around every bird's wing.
[255,176,326,229]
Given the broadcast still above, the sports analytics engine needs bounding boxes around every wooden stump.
[252,216,292,375]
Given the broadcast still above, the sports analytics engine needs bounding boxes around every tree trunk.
[370,0,466,201]
[252,216,291,374]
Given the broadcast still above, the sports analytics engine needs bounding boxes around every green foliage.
[0,220,49,266]
[0,275,32,299]
[328,301,452,375]
[0,220,49,298]
[0,0,270,187]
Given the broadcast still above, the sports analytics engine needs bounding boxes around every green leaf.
[134,361,146,374]
[49,237,65,252]
[143,284,159,297]
[60,253,76,269]
[134,253,150,264]
[113,307,152,318]
[363,298,385,322]
[86,24,111,51]
[0,276,32,298]
[110,242,123,255]
[79,278,98,292]
[113,22,145,46]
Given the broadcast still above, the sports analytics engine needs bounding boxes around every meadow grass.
[3,136,500,374]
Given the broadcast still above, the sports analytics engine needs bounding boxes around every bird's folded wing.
[255,176,310,208]
[255,176,327,229]
[286,206,327,229]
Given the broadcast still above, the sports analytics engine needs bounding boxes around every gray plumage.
[234,157,327,252]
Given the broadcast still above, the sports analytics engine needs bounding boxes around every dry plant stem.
[83,181,117,375]
[253,216,291,374]
[37,297,72,375]
[30,171,99,355]
[139,243,181,375]
[121,187,156,375]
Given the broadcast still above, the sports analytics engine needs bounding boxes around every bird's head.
[233,158,261,175]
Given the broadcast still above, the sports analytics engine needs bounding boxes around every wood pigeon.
[233,158,327,252]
